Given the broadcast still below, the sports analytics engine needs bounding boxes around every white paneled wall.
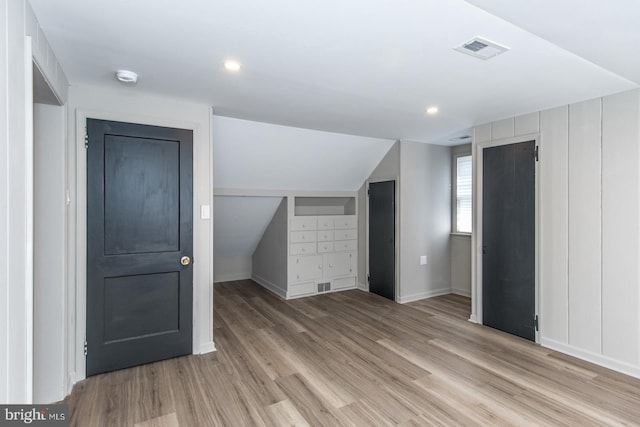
[601,91,640,364]
[473,89,640,378]
[568,98,602,354]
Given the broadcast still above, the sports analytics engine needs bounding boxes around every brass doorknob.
[180,256,191,266]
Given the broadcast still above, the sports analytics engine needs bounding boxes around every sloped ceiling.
[213,116,394,191]
[213,196,283,259]
[466,0,640,85]
[29,0,636,144]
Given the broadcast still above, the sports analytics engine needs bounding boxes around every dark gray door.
[482,141,535,341]
[368,181,395,300]
[87,119,193,376]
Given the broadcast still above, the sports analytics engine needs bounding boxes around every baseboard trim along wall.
[213,272,252,283]
[357,281,368,291]
[451,289,471,298]
[541,337,640,379]
[199,341,216,354]
[397,288,451,304]
[251,275,287,299]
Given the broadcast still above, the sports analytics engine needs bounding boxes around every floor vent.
[454,37,509,60]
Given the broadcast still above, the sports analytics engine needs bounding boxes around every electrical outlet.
[420,255,427,265]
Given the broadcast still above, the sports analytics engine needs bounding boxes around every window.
[454,153,472,233]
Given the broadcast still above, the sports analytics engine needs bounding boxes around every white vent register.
[455,37,509,60]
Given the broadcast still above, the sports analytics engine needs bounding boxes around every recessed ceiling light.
[426,106,439,115]
[115,69,138,84]
[224,60,241,72]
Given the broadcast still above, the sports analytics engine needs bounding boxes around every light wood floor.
[65,280,640,426]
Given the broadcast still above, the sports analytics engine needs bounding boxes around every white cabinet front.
[334,229,357,241]
[290,218,317,231]
[317,230,335,242]
[290,230,317,243]
[290,255,323,282]
[325,251,355,278]
[334,216,357,229]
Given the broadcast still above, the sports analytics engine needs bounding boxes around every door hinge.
[84,132,89,149]
[367,188,370,196]
[367,274,370,283]
[534,145,539,162]
[84,340,88,356]
[534,314,539,332]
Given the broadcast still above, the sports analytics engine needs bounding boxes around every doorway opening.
[367,180,396,301]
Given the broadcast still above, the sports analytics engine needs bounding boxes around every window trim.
[451,144,472,235]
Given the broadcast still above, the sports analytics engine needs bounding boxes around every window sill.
[450,232,472,237]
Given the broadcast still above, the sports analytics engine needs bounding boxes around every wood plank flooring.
[64,280,640,426]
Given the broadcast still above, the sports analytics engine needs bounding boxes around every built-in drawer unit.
[318,218,335,230]
[289,255,323,283]
[289,282,316,298]
[332,276,356,290]
[334,240,357,252]
[334,216,357,229]
[290,218,317,231]
[317,242,334,253]
[290,242,316,255]
[290,230,316,243]
[334,229,357,241]
[317,230,334,242]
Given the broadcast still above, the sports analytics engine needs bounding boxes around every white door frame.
[471,133,541,343]
[365,177,400,301]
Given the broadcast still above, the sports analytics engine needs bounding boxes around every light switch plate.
[420,255,427,265]
[200,205,211,219]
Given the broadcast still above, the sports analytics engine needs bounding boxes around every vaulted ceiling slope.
[466,0,640,85]
[213,116,394,191]
[29,0,637,144]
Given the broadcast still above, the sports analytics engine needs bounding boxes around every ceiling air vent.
[455,37,509,60]
[449,135,472,142]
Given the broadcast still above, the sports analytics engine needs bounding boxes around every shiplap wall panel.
[539,106,569,343]
[491,118,515,140]
[568,98,602,354]
[515,112,540,136]
[474,123,492,143]
[601,91,640,364]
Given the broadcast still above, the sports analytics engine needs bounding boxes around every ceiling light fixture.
[224,60,241,72]
[426,106,439,115]
[115,69,138,84]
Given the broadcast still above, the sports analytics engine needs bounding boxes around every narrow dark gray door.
[87,119,193,376]
[369,181,395,300]
[482,141,535,341]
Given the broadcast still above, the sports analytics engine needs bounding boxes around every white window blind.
[456,155,472,233]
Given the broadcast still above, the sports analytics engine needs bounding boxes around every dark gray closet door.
[482,141,535,341]
[368,180,395,300]
[86,119,193,375]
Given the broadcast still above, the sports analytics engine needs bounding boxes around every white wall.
[33,103,66,403]
[1,0,69,404]
[398,141,451,303]
[473,89,640,378]
[252,198,289,297]
[213,116,394,191]
[67,84,215,384]
[213,196,283,282]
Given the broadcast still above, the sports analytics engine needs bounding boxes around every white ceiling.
[213,196,283,259]
[29,0,638,144]
[213,116,394,191]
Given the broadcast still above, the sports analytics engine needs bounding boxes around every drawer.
[334,229,357,241]
[288,282,316,298]
[290,242,316,255]
[290,230,317,243]
[290,218,317,231]
[332,276,356,290]
[317,230,334,242]
[334,240,357,252]
[317,242,334,253]
[318,219,334,230]
[334,216,357,229]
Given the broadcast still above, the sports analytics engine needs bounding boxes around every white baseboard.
[468,314,478,323]
[451,288,471,298]
[214,272,251,283]
[66,371,76,395]
[252,275,287,299]
[199,341,217,354]
[357,281,368,291]
[397,287,451,304]
[540,337,640,379]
